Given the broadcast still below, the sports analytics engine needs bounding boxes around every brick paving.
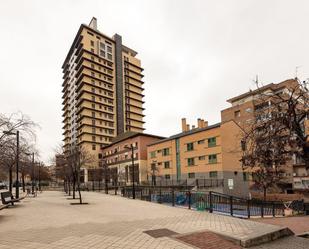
[0,191,307,248]
[177,231,242,249]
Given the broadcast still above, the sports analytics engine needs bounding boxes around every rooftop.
[102,131,166,149]
[147,122,221,146]
[226,79,298,103]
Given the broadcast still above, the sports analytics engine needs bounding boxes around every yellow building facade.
[147,118,248,196]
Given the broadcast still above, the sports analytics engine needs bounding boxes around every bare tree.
[67,146,95,204]
[0,112,37,145]
[241,79,309,199]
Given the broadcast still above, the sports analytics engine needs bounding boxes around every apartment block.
[147,118,248,196]
[62,18,145,176]
[100,132,165,185]
[221,78,308,193]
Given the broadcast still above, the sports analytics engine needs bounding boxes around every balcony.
[293,176,309,190]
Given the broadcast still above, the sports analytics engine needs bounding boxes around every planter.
[284,208,293,216]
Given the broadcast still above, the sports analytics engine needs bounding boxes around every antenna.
[295,66,301,79]
[252,75,259,87]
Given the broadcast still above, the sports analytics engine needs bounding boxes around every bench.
[1,191,20,206]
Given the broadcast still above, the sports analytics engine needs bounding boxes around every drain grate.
[143,228,179,238]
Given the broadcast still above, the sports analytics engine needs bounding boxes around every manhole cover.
[143,228,179,238]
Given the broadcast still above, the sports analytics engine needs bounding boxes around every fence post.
[261,201,264,218]
[159,183,162,204]
[149,188,152,202]
[247,199,250,219]
[272,202,275,217]
[188,191,191,209]
[209,191,213,213]
[230,196,233,216]
[172,188,175,206]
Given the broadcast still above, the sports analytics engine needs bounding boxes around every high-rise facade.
[62,18,145,172]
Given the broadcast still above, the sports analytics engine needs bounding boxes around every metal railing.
[120,187,306,218]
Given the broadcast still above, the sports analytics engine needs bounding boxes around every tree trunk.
[22,173,25,192]
[68,179,71,196]
[9,168,12,193]
[77,171,82,204]
[72,175,76,199]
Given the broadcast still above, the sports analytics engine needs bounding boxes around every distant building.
[100,132,165,185]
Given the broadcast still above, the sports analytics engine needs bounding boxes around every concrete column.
[84,168,88,183]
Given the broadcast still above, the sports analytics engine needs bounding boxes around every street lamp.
[151,160,157,186]
[124,144,135,199]
[25,152,35,195]
[3,130,19,198]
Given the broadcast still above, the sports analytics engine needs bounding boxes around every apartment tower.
[62,18,145,175]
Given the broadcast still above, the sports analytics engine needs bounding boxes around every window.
[208,137,216,147]
[107,53,112,60]
[199,156,206,160]
[164,161,170,169]
[107,46,112,53]
[208,154,217,164]
[209,171,217,178]
[150,151,156,158]
[187,142,194,151]
[165,174,171,180]
[100,50,105,57]
[92,144,96,150]
[188,173,195,179]
[243,172,250,181]
[187,158,195,166]
[90,40,94,46]
[162,148,170,156]
[234,110,241,118]
[92,136,96,142]
[198,139,205,144]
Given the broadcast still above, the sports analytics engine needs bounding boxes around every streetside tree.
[241,79,309,199]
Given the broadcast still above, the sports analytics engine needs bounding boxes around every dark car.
[0,182,7,190]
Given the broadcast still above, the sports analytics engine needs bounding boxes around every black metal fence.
[120,186,306,218]
[80,178,224,191]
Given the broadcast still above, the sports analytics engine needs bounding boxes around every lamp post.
[3,130,19,198]
[38,162,41,192]
[151,160,157,186]
[124,144,135,199]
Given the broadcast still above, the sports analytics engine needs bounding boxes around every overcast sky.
[0,0,308,164]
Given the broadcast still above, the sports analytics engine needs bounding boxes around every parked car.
[0,182,7,190]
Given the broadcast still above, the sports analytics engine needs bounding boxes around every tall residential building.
[62,18,145,173]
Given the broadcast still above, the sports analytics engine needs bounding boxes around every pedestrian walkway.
[0,191,306,248]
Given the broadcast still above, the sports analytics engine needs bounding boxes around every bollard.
[209,191,213,213]
[230,196,233,216]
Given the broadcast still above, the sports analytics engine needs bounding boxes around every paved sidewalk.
[255,216,309,235]
[0,191,305,248]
